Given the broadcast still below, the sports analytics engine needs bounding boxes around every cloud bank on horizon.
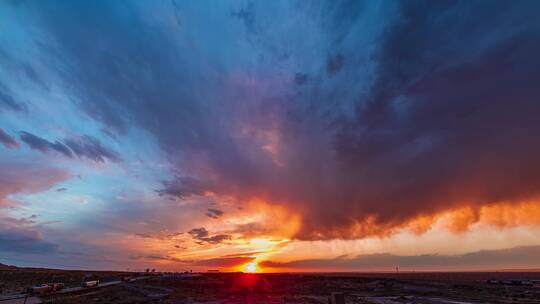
[1,0,540,271]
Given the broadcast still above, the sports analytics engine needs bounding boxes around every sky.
[1,0,540,272]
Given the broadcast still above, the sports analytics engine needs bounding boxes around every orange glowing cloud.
[403,201,540,235]
[228,199,301,240]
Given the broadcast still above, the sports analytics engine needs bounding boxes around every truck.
[81,280,99,288]
[27,283,64,294]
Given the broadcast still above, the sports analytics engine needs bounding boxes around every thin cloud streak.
[261,246,540,271]
[20,131,120,163]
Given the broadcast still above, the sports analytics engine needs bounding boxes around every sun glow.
[245,262,258,273]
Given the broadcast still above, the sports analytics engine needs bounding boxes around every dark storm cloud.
[0,128,19,149]
[16,1,540,240]
[20,131,119,163]
[188,227,231,244]
[261,246,540,270]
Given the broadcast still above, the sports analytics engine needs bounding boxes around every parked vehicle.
[81,280,99,288]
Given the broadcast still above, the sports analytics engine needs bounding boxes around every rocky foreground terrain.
[2,264,540,303]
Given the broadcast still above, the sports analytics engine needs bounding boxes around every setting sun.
[245,262,258,273]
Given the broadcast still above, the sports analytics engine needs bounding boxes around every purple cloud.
[0,128,19,149]
[20,132,120,163]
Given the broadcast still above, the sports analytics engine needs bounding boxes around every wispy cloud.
[0,128,19,149]
[20,131,73,158]
[188,227,232,244]
[206,208,224,219]
[20,131,119,163]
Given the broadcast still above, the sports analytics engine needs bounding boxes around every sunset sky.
[1,0,540,272]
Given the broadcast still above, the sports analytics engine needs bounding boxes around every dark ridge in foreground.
[1,265,540,303]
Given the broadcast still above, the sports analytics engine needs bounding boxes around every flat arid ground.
[2,265,540,304]
[0,264,128,296]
